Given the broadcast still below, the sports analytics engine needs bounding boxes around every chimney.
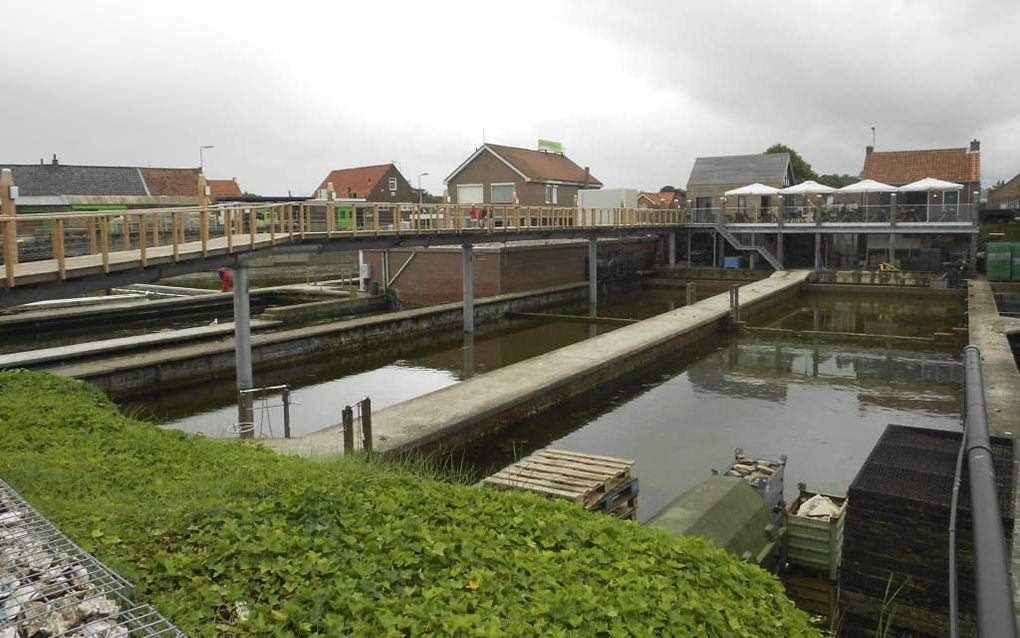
[51,154,59,166]
[865,145,874,155]
[970,139,980,153]
[582,166,590,190]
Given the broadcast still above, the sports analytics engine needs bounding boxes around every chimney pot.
[865,145,874,155]
[970,139,980,152]
[51,154,58,166]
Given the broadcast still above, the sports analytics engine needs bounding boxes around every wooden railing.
[0,201,684,288]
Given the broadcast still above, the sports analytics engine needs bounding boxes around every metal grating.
[0,479,187,637]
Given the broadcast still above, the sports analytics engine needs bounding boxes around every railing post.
[342,406,355,455]
[248,208,256,251]
[282,387,291,439]
[171,212,180,262]
[53,219,65,280]
[121,213,131,251]
[138,214,147,268]
[361,397,372,453]
[226,207,234,254]
[200,207,209,257]
[1,168,18,287]
[100,216,111,272]
[89,217,98,254]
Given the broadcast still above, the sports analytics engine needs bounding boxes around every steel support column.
[232,265,254,431]
[588,237,598,316]
[462,243,474,333]
[814,232,822,271]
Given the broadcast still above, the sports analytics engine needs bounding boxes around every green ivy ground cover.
[0,370,817,637]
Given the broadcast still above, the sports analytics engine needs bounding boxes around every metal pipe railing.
[959,345,1017,637]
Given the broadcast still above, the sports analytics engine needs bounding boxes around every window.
[491,184,515,204]
[545,184,558,205]
[388,177,397,192]
[457,184,483,204]
[736,196,747,214]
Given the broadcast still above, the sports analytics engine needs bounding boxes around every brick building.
[861,140,982,204]
[312,164,416,201]
[444,143,602,207]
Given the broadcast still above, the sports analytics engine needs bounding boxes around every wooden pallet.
[482,449,637,517]
[785,565,839,619]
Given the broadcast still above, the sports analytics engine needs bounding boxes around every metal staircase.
[716,226,783,270]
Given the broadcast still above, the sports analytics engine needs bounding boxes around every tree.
[989,179,1006,193]
[659,185,676,193]
[764,143,818,182]
[816,173,858,188]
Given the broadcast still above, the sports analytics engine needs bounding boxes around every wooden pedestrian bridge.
[0,198,683,307]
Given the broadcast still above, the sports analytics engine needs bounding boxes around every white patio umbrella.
[837,179,899,222]
[780,180,837,195]
[780,181,837,222]
[898,177,962,222]
[724,183,781,222]
[724,183,782,196]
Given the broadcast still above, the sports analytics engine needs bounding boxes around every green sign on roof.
[537,139,564,154]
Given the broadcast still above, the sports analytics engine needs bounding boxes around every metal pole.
[962,346,1017,638]
[462,243,474,333]
[232,265,254,432]
[342,406,354,455]
[814,233,822,271]
[361,398,372,453]
[588,237,597,316]
[282,387,291,439]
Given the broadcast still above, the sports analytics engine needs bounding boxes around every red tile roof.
[314,164,393,198]
[639,191,677,208]
[862,147,980,185]
[485,144,602,186]
[208,178,243,199]
[140,167,201,197]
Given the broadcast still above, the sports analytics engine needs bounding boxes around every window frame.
[490,182,516,205]
[545,184,559,205]
[456,183,484,205]
[388,177,397,192]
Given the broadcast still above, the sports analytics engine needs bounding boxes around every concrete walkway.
[0,320,279,370]
[266,270,811,459]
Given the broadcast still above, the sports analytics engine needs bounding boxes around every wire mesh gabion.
[0,479,187,637]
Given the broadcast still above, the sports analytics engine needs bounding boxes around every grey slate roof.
[686,153,792,188]
[0,164,148,197]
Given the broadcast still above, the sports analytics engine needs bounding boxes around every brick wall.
[365,239,658,306]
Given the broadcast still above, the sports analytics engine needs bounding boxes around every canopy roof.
[724,182,781,196]
[779,180,837,195]
[898,177,963,192]
[837,179,899,194]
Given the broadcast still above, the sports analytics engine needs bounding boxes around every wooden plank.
[496,466,599,491]
[512,459,616,482]
[200,209,209,256]
[4,218,17,287]
[226,207,233,254]
[248,209,256,250]
[537,449,633,472]
[121,214,131,251]
[87,217,97,254]
[532,455,622,479]
[481,476,583,502]
[541,448,635,467]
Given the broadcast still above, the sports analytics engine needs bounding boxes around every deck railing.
[684,203,977,226]
[0,201,683,288]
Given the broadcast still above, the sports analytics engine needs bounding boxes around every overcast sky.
[6,0,1019,195]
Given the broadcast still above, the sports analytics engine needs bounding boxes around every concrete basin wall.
[63,283,590,397]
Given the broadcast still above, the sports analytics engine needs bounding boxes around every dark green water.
[456,291,965,522]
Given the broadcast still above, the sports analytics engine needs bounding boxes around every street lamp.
[418,172,429,205]
[199,145,214,171]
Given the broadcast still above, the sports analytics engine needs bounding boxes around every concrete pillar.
[686,231,692,268]
[712,230,717,268]
[969,233,979,273]
[814,233,822,271]
[668,232,676,265]
[462,332,475,378]
[462,243,474,333]
[749,252,757,270]
[588,238,598,316]
[232,265,254,431]
[358,250,366,292]
[776,232,783,269]
[888,233,895,265]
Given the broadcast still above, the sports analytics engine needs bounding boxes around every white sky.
[5,0,1019,195]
